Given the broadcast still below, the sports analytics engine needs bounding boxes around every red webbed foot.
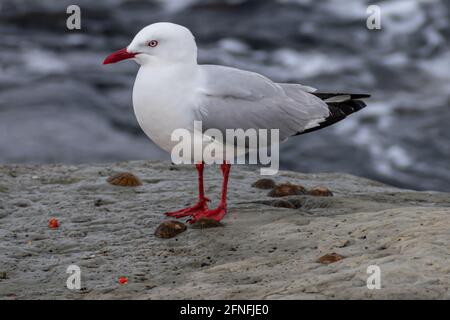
[188,203,227,224]
[165,197,210,218]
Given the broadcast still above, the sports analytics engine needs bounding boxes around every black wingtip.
[312,92,371,100]
[352,93,371,99]
[295,98,368,136]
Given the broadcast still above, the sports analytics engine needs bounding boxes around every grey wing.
[194,65,330,141]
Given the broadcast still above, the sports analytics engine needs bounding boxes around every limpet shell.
[268,183,306,197]
[107,172,142,187]
[252,178,276,190]
[317,253,344,264]
[307,185,333,197]
[155,220,187,239]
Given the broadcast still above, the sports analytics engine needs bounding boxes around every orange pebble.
[48,218,59,229]
[119,277,128,285]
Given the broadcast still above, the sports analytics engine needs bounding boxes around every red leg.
[165,163,209,218]
[190,163,231,223]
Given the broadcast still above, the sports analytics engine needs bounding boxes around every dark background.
[0,0,449,191]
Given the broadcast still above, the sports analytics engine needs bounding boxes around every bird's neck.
[138,61,198,84]
[134,61,200,109]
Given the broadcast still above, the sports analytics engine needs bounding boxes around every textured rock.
[0,161,449,299]
[269,199,297,209]
[191,218,223,229]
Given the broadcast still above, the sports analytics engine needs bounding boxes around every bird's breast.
[132,66,198,153]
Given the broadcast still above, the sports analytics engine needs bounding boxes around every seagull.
[103,22,369,224]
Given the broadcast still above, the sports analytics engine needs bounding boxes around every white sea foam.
[23,49,67,74]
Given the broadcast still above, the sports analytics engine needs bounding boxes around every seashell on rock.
[307,185,333,197]
[155,220,187,239]
[317,253,344,264]
[252,178,276,190]
[267,183,306,197]
[107,172,142,187]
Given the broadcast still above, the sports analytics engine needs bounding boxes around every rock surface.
[0,161,449,299]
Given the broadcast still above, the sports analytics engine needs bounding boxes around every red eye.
[148,40,158,47]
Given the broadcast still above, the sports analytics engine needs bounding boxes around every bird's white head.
[103,22,197,66]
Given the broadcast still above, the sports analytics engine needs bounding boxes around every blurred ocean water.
[0,0,449,191]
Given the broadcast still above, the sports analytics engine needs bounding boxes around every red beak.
[103,48,136,64]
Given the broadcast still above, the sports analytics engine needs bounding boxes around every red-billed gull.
[103,22,369,223]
